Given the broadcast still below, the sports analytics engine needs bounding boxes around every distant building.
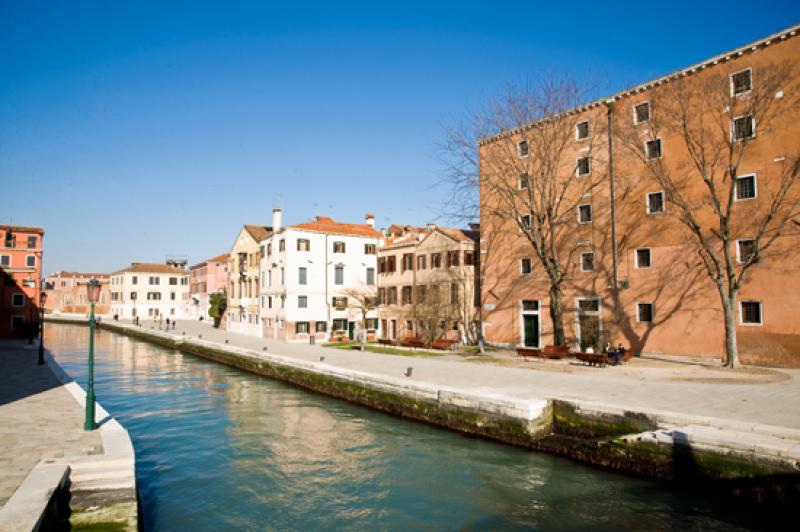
[189,254,228,320]
[0,225,44,338]
[43,272,111,315]
[260,209,382,342]
[227,224,271,336]
[109,263,190,320]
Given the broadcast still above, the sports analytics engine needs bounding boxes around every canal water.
[46,324,768,531]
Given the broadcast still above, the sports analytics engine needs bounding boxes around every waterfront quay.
[52,315,800,506]
[0,339,137,531]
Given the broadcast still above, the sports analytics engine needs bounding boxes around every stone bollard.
[320,356,325,362]
[225,339,229,344]
[405,367,413,377]
[198,334,202,339]
[263,346,268,351]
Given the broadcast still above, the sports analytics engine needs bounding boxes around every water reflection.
[46,324,769,531]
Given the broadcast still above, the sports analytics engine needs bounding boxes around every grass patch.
[324,343,443,357]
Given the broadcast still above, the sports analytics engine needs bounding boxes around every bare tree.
[343,285,378,351]
[614,60,800,367]
[442,77,605,346]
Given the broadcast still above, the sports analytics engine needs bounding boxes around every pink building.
[189,254,229,320]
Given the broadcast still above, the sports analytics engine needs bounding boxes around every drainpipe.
[606,99,619,291]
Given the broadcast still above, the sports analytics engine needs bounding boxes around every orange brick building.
[43,272,111,315]
[0,225,45,338]
[479,25,800,366]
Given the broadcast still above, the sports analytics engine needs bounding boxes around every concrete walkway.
[0,341,102,507]
[123,318,800,430]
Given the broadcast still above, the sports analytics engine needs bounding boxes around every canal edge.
[49,316,800,507]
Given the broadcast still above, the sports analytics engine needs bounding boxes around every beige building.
[43,272,111,315]
[226,224,271,336]
[378,225,479,345]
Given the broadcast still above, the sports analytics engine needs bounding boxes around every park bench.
[575,348,633,367]
[400,336,426,348]
[516,345,569,360]
[378,338,396,346]
[431,338,456,350]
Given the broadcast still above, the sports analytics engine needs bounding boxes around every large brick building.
[479,24,800,366]
[43,271,111,315]
[0,225,45,338]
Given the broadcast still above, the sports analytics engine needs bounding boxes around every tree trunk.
[722,293,739,368]
[549,284,566,346]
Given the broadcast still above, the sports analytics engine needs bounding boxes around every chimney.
[469,223,480,232]
[272,208,282,232]
[365,213,375,228]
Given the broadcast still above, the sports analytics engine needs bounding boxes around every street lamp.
[38,291,47,365]
[84,278,101,431]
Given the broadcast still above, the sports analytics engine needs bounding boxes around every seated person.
[611,343,626,365]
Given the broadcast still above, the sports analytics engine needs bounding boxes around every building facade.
[479,24,800,366]
[43,272,111,315]
[226,225,270,336]
[260,209,381,342]
[0,225,44,338]
[378,225,479,344]
[189,254,228,320]
[109,263,190,320]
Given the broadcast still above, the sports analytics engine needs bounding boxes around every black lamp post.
[84,278,101,431]
[38,291,47,365]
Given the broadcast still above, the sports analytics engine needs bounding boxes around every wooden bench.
[431,338,456,350]
[576,349,633,367]
[400,336,426,348]
[378,338,396,346]
[517,345,569,360]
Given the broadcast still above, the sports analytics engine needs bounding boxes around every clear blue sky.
[1,1,798,273]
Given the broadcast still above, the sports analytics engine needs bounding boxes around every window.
[334,266,344,285]
[267,243,272,255]
[149,276,160,285]
[647,191,665,214]
[297,239,310,251]
[364,244,376,255]
[520,257,532,275]
[637,303,654,323]
[517,140,529,157]
[365,318,378,330]
[333,241,346,253]
[387,287,398,305]
[430,253,442,268]
[737,239,757,264]
[402,286,413,305]
[132,276,138,285]
[578,299,599,312]
[387,255,396,273]
[11,316,24,330]
[519,215,532,230]
[298,296,308,308]
[298,267,307,285]
[27,236,37,248]
[464,251,474,266]
[634,101,650,124]
[447,251,460,267]
[378,287,386,304]
[279,239,285,252]
[268,296,273,309]
[417,255,426,270]
[731,68,752,96]
[11,293,24,306]
[577,157,591,176]
[332,319,348,331]
[405,320,413,333]
[181,276,188,285]
[296,322,310,334]
[580,252,594,272]
[402,253,414,271]
[315,321,327,332]
[170,292,176,300]
[735,174,757,200]
[578,204,592,224]
[646,139,662,159]
[0,255,8,266]
[130,292,137,300]
[635,248,652,269]
[518,173,529,190]
[415,285,426,304]
[332,296,347,309]
[450,283,459,305]
[147,292,162,300]
[366,267,375,286]
[740,301,762,325]
[575,120,590,140]
[733,115,755,140]
[26,255,35,267]
[169,277,178,285]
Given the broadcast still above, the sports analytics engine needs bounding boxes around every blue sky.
[1,1,798,273]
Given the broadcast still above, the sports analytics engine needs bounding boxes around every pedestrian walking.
[166,317,170,330]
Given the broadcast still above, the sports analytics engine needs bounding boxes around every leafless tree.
[441,77,606,346]
[614,60,800,367]
[343,285,378,351]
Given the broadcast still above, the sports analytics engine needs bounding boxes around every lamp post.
[38,291,47,365]
[84,278,101,431]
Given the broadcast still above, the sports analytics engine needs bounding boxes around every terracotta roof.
[291,216,381,238]
[112,263,188,275]
[244,224,272,241]
[437,227,479,243]
[190,253,229,269]
[0,224,45,235]
[386,224,425,236]
[49,271,110,279]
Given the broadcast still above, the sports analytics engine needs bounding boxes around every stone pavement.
[121,318,800,430]
[0,340,102,507]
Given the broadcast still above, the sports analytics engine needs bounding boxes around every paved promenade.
[123,318,800,430]
[0,341,102,507]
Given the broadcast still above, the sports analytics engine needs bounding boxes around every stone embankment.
[49,316,800,506]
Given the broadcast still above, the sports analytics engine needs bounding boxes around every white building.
[110,263,190,320]
[260,209,382,342]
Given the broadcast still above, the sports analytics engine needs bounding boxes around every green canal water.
[46,324,772,531]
